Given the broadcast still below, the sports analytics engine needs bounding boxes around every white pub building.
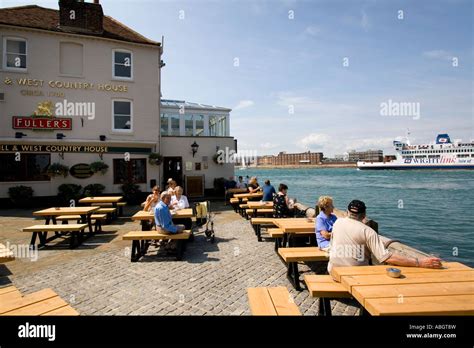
[0,0,235,202]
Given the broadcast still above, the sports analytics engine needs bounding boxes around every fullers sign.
[13,116,72,130]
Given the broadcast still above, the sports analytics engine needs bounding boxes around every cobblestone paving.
[0,204,360,315]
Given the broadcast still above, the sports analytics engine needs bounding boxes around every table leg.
[81,214,94,234]
[318,298,332,316]
[30,232,38,249]
[287,262,301,291]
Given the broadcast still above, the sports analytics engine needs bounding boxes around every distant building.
[348,150,383,162]
[257,151,323,166]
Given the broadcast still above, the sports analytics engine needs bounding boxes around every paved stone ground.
[0,203,360,315]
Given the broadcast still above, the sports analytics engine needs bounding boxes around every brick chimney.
[59,0,104,34]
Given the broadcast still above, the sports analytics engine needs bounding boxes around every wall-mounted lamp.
[216,145,220,152]
[99,153,104,160]
[59,151,65,160]
[191,141,199,157]
[56,133,66,140]
[15,132,27,139]
[99,135,107,141]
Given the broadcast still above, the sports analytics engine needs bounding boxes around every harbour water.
[236,168,474,266]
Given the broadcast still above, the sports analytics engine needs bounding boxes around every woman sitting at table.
[273,183,294,218]
[167,179,177,194]
[170,186,189,210]
[247,177,261,193]
[315,196,337,251]
[143,186,160,212]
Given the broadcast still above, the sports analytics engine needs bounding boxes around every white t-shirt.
[236,181,246,189]
[171,195,189,210]
[327,217,392,275]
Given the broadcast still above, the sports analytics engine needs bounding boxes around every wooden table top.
[333,263,474,316]
[272,218,315,233]
[132,208,194,221]
[79,196,123,204]
[233,192,263,199]
[33,206,100,216]
[247,201,273,209]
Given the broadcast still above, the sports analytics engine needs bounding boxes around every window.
[209,116,218,136]
[0,154,50,181]
[113,100,132,132]
[184,115,194,136]
[170,114,180,135]
[3,37,27,70]
[60,42,83,76]
[113,49,132,79]
[113,158,146,184]
[195,115,204,136]
[160,113,169,135]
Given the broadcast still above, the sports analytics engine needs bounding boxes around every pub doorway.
[163,156,183,188]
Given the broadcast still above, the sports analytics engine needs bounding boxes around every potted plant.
[90,161,109,175]
[83,184,106,197]
[8,185,34,208]
[121,182,142,204]
[47,163,69,178]
[148,152,163,165]
[57,184,82,205]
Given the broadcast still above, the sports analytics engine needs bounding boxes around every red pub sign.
[12,116,72,130]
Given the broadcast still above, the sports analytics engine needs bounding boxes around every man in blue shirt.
[315,196,337,250]
[262,180,276,201]
[154,192,185,234]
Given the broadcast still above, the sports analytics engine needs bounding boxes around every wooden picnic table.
[233,192,263,201]
[247,201,273,209]
[332,262,474,315]
[272,218,315,247]
[33,206,99,234]
[79,196,123,205]
[132,208,194,231]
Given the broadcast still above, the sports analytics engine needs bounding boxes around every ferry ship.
[358,134,474,170]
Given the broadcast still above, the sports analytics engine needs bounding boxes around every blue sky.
[3,0,473,156]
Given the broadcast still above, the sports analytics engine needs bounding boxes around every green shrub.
[148,152,163,165]
[83,184,106,197]
[121,182,141,204]
[58,184,82,205]
[8,185,34,207]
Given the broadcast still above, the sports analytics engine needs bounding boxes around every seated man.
[154,192,185,250]
[315,196,337,251]
[262,180,276,201]
[328,200,442,278]
[235,176,246,189]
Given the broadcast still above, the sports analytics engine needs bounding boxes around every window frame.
[3,36,28,72]
[111,99,133,133]
[112,49,133,81]
[113,158,147,184]
[0,153,50,182]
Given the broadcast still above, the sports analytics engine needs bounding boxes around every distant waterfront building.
[257,151,323,166]
[348,150,383,162]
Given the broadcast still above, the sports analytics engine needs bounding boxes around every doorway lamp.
[191,141,199,157]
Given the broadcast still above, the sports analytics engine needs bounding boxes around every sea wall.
[293,202,429,260]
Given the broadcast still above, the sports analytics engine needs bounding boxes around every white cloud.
[304,25,321,36]
[233,100,255,111]
[297,133,331,150]
[360,10,370,31]
[423,50,453,60]
[260,142,278,150]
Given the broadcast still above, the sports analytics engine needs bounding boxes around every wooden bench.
[96,207,117,222]
[246,208,273,219]
[56,214,107,232]
[278,247,329,291]
[266,228,285,250]
[304,274,352,316]
[23,224,89,249]
[0,287,79,316]
[247,287,301,315]
[122,229,191,262]
[91,202,127,216]
[0,243,15,263]
[250,217,276,241]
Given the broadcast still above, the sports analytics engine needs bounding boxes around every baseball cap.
[348,200,366,214]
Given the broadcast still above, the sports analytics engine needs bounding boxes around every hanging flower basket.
[47,163,69,178]
[149,152,163,165]
[90,161,109,175]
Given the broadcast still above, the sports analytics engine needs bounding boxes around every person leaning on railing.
[328,200,442,279]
